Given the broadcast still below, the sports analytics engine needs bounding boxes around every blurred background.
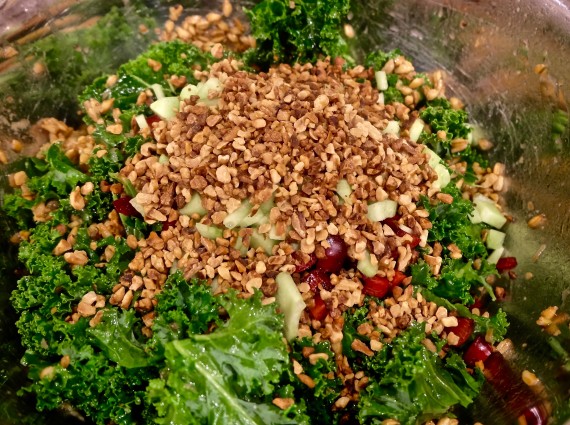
[1,0,569,423]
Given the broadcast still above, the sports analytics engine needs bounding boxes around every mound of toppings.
[108,57,438,334]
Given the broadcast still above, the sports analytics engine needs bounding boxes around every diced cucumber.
[276,272,307,340]
[150,96,179,120]
[409,118,425,142]
[240,210,269,227]
[250,230,276,255]
[158,154,169,165]
[469,208,482,224]
[223,199,252,229]
[239,196,274,227]
[423,146,450,189]
[472,195,507,229]
[486,229,506,250]
[135,114,149,130]
[151,83,165,100]
[335,179,352,205]
[196,223,223,240]
[169,260,178,275]
[367,199,398,222]
[377,92,385,105]
[383,120,400,135]
[233,236,249,257]
[433,163,451,189]
[179,77,222,107]
[487,246,505,265]
[179,83,200,100]
[357,250,378,277]
[375,70,389,91]
[179,192,207,217]
[423,146,442,168]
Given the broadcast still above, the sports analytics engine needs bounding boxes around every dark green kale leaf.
[3,143,114,229]
[25,144,87,200]
[420,98,488,168]
[88,309,152,369]
[411,258,498,305]
[290,338,342,422]
[358,322,484,425]
[147,291,303,424]
[12,223,74,310]
[148,271,222,356]
[419,184,487,259]
[342,302,371,361]
[245,0,351,67]
[421,98,470,141]
[21,345,155,425]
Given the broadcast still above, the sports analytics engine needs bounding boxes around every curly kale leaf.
[421,98,470,141]
[411,258,498,305]
[245,0,351,67]
[88,309,153,369]
[419,184,487,259]
[147,291,303,424]
[420,98,488,168]
[148,271,222,356]
[21,346,154,425]
[25,144,87,200]
[290,338,342,422]
[358,322,484,425]
[2,143,113,228]
[342,302,371,361]
[2,193,35,229]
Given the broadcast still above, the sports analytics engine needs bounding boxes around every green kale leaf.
[419,184,487,259]
[358,322,484,425]
[88,309,152,369]
[245,0,352,67]
[147,291,302,424]
[411,258,498,305]
[22,346,155,425]
[25,144,87,200]
[290,338,342,422]
[419,98,488,167]
[148,271,222,356]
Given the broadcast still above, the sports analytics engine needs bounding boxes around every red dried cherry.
[317,235,348,273]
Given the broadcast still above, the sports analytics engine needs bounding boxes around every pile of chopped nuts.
[110,56,441,339]
[159,1,255,53]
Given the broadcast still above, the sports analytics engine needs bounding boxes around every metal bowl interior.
[0,0,569,424]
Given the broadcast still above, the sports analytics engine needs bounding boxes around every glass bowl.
[0,0,569,424]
